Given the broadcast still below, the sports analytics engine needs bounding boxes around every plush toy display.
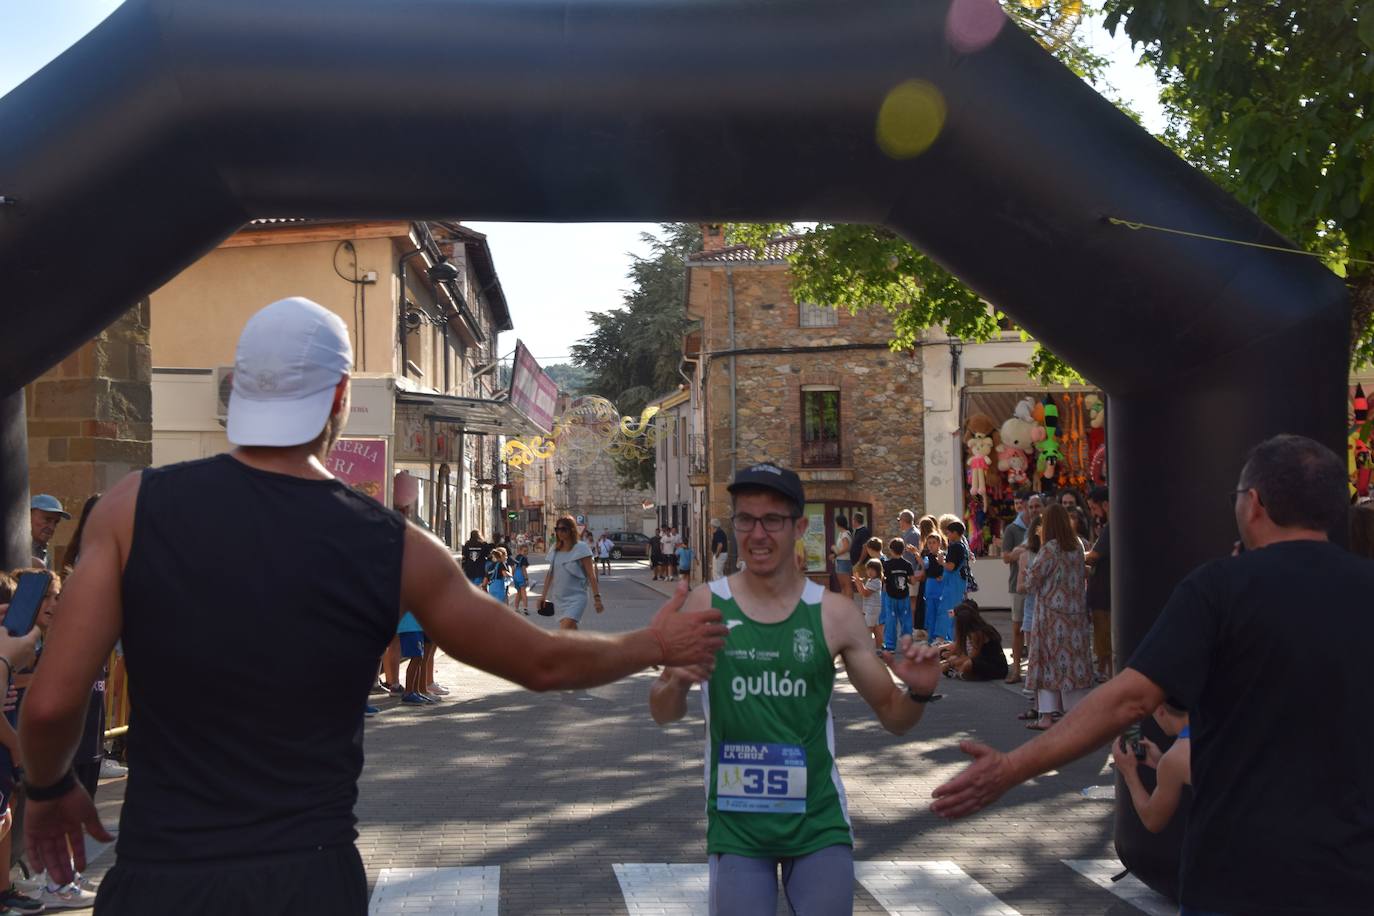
[1091,442,1108,486]
[966,433,994,497]
[1035,396,1064,484]
[997,442,1028,486]
[1003,448,1029,485]
[1086,393,1106,456]
[1350,385,1370,499]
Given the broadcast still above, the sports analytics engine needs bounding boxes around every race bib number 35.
[716,742,807,814]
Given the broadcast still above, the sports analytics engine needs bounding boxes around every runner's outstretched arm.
[827,591,942,734]
[405,525,726,691]
[931,667,1164,819]
[20,472,132,884]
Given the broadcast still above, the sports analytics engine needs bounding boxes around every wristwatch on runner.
[907,687,939,703]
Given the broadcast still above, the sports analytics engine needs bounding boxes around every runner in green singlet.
[650,463,943,916]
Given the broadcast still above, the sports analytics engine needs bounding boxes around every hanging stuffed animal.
[1085,394,1105,455]
[964,414,1003,497]
[1035,396,1064,485]
[1091,442,1108,485]
[966,433,993,497]
[966,497,985,554]
[997,442,1029,486]
[1349,384,1369,499]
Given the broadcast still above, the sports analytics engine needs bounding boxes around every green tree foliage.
[728,1,1109,384]
[541,362,591,394]
[1102,0,1374,367]
[570,223,701,489]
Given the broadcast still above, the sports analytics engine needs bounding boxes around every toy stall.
[1350,382,1372,502]
[958,387,1107,605]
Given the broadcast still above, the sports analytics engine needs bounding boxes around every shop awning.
[396,391,548,438]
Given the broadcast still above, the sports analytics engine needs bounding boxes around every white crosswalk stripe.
[614,863,711,916]
[368,866,500,915]
[855,860,1019,915]
[1062,860,1175,916]
[357,860,1170,914]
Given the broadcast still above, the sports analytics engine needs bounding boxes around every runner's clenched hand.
[886,636,942,697]
[650,581,727,666]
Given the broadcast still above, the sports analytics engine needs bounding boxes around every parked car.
[607,531,653,559]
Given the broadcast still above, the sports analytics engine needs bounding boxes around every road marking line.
[1062,859,1175,916]
[614,863,710,916]
[855,860,1019,915]
[369,866,500,915]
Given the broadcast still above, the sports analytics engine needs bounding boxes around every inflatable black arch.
[0,0,1349,898]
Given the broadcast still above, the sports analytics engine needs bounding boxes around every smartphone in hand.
[2,571,51,637]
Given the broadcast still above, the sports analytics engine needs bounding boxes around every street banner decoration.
[501,395,669,469]
[508,340,558,434]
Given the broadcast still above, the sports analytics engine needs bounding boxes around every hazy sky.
[3,2,1165,366]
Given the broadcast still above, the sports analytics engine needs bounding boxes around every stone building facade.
[24,302,153,567]
[550,452,655,538]
[685,230,924,577]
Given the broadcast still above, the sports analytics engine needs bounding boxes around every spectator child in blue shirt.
[674,543,693,583]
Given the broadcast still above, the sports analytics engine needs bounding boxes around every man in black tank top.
[16,298,727,916]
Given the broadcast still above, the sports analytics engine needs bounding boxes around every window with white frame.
[798,301,839,328]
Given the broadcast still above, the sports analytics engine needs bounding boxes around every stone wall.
[690,261,925,551]
[25,301,153,566]
[554,452,655,535]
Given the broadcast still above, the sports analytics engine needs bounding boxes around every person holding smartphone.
[1112,698,1191,833]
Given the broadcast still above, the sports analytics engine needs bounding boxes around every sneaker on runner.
[0,885,44,913]
[416,692,438,704]
[99,758,128,778]
[426,684,450,696]
[364,705,380,717]
[400,692,428,705]
[35,883,95,910]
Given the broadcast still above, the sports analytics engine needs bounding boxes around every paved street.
[77,561,1171,914]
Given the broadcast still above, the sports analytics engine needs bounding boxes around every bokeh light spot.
[946,0,1007,54]
[875,80,946,160]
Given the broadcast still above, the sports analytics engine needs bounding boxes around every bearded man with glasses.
[649,463,943,916]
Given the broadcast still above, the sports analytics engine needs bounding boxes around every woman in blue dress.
[543,514,603,630]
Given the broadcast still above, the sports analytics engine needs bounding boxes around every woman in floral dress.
[1023,504,1093,731]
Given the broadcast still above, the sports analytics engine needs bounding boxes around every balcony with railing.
[800,437,841,468]
[688,433,709,480]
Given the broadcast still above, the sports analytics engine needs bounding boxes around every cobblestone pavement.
[76,561,1169,914]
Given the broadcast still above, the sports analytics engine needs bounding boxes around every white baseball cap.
[226,297,352,447]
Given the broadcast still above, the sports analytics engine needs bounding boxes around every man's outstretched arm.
[405,525,726,691]
[931,668,1164,819]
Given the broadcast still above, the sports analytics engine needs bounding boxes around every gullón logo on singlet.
[792,628,815,663]
[724,647,781,662]
[730,671,808,702]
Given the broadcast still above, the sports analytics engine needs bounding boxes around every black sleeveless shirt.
[117,454,405,863]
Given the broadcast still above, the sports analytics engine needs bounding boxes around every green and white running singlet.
[702,578,852,858]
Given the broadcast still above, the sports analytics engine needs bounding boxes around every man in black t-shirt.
[461,531,492,585]
[16,297,728,916]
[933,435,1374,915]
[848,511,870,567]
[710,519,729,581]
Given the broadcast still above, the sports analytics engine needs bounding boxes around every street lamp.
[948,336,964,386]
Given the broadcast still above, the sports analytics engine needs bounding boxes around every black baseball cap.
[727,463,806,514]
